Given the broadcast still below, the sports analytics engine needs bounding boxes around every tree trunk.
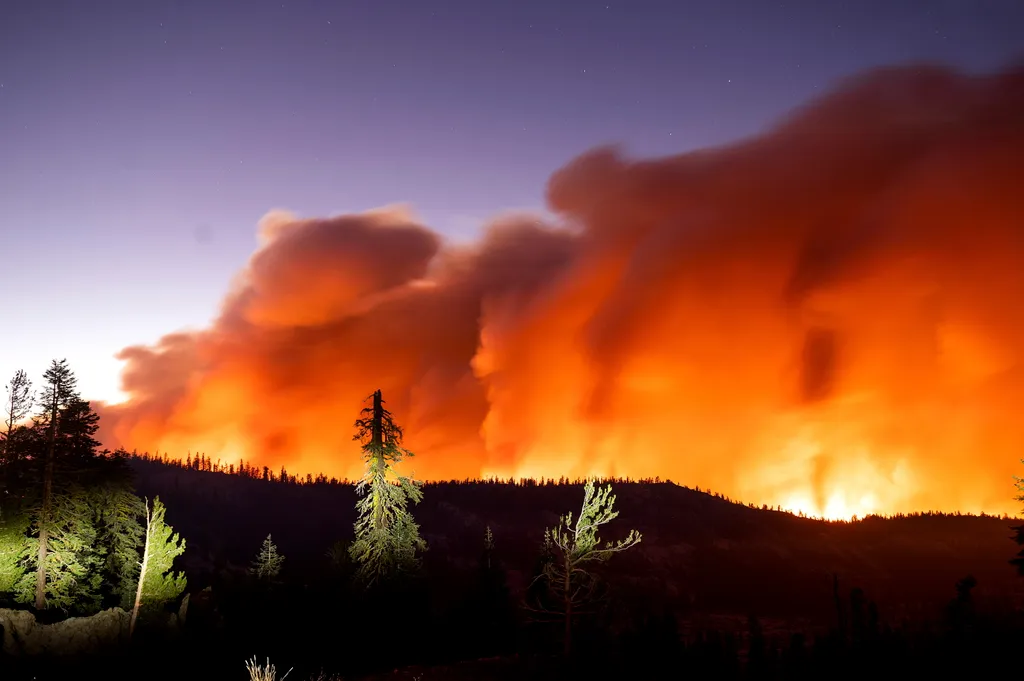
[1,412,12,499]
[371,390,385,531]
[130,500,152,637]
[371,389,383,448]
[34,386,59,610]
[0,423,10,506]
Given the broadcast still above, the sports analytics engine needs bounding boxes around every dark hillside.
[127,457,1019,630]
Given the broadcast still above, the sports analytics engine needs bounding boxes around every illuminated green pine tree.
[0,371,31,599]
[130,497,187,636]
[0,509,28,599]
[18,360,112,613]
[250,533,285,580]
[526,480,642,658]
[92,481,146,608]
[348,390,426,588]
[15,492,104,613]
[30,359,77,610]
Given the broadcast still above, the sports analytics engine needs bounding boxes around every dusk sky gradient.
[1,0,1022,404]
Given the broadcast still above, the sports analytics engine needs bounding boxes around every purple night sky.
[1,0,1022,402]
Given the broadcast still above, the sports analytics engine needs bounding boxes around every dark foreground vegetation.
[1,362,1021,680]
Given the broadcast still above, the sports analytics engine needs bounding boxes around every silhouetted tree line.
[124,451,1009,525]
[131,449,343,486]
[128,448,678,490]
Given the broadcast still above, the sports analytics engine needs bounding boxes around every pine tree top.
[251,533,285,580]
[353,390,414,461]
[138,497,187,606]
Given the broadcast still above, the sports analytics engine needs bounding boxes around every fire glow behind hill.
[98,64,1024,521]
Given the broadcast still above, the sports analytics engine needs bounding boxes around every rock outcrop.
[0,607,129,656]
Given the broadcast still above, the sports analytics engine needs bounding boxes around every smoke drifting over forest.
[98,63,1024,520]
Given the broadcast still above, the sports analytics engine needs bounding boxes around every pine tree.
[1,371,33,535]
[525,532,557,612]
[15,491,104,613]
[348,390,426,588]
[526,480,642,657]
[478,525,510,613]
[130,497,187,636]
[250,533,284,580]
[1,369,33,465]
[56,398,102,461]
[473,525,513,655]
[0,508,29,599]
[91,467,146,608]
[31,359,75,609]
[0,371,33,598]
[483,526,495,569]
[19,360,113,612]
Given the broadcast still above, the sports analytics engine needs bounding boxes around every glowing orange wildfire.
[97,64,1024,521]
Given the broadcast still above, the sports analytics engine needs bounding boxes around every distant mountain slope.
[127,458,1019,626]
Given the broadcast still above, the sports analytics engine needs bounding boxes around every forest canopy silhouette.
[97,61,1024,521]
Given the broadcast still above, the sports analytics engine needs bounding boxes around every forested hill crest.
[125,455,1017,625]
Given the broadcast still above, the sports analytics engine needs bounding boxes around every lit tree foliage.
[14,360,115,613]
[348,390,426,588]
[92,472,146,608]
[527,480,642,657]
[29,359,79,610]
[0,509,28,598]
[131,497,187,636]
[0,371,33,600]
[15,492,104,613]
[250,533,285,580]
[2,361,163,614]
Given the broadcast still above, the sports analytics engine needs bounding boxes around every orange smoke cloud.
[99,63,1024,520]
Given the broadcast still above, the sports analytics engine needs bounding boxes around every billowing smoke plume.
[99,63,1024,519]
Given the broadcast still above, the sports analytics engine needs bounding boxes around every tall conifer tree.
[20,359,106,611]
[91,456,146,608]
[348,390,426,587]
[32,359,72,608]
[1,369,33,475]
[0,370,33,601]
